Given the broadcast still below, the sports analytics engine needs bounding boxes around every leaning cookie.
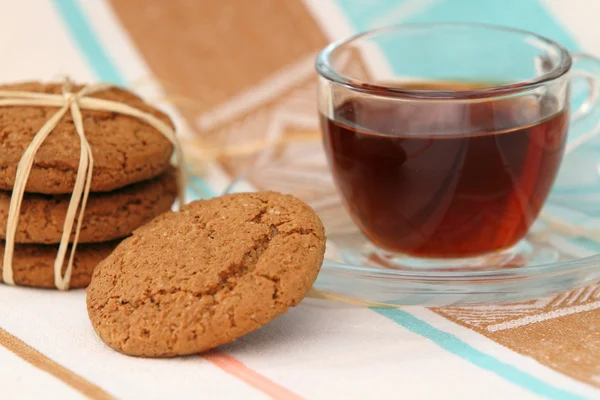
[0,168,178,244]
[0,241,120,289]
[86,192,326,357]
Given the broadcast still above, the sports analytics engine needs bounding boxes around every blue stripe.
[335,0,580,82]
[335,0,579,49]
[374,308,584,399]
[189,175,217,199]
[52,0,125,85]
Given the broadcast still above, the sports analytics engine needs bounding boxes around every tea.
[321,82,568,258]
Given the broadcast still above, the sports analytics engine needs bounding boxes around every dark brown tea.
[321,82,568,258]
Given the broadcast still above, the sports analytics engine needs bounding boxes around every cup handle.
[565,52,600,154]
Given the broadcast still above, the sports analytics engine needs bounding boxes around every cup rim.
[315,22,572,100]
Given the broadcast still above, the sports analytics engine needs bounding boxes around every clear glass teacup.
[316,23,600,268]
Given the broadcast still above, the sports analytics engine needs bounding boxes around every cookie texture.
[0,82,174,194]
[0,240,120,289]
[87,192,326,357]
[0,168,178,244]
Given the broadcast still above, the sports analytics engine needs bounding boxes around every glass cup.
[316,23,600,269]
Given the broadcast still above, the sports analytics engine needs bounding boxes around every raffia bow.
[1,80,185,290]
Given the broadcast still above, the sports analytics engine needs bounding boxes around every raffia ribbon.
[1,80,185,290]
[307,288,400,308]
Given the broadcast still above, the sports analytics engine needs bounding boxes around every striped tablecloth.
[1,1,600,399]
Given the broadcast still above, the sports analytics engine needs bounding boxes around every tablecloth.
[1,0,600,399]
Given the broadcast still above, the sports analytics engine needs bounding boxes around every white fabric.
[0,1,599,399]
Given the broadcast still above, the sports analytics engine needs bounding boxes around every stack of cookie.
[0,82,178,288]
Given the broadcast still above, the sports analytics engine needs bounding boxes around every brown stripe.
[0,328,115,400]
[109,0,328,128]
[433,285,600,388]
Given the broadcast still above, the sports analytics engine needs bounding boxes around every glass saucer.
[220,142,600,306]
